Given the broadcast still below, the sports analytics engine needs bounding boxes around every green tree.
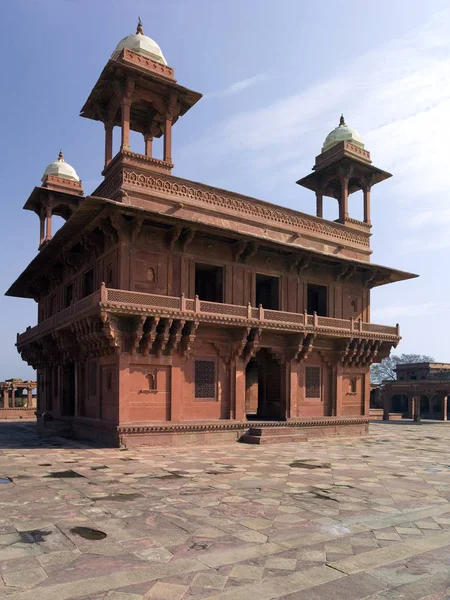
[370,354,434,384]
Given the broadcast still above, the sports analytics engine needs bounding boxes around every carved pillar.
[234,359,246,421]
[363,185,371,224]
[339,176,349,222]
[11,386,16,409]
[3,387,8,409]
[27,388,33,408]
[170,356,182,421]
[45,205,52,241]
[121,98,131,151]
[105,122,113,166]
[287,361,298,419]
[335,362,343,416]
[164,118,172,163]
[39,213,45,246]
[315,192,323,218]
[408,395,414,419]
[144,134,153,158]
[442,395,448,421]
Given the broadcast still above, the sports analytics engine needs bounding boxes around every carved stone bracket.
[231,327,251,361]
[167,225,182,250]
[179,228,196,252]
[129,316,146,355]
[232,240,247,262]
[297,333,315,363]
[336,264,357,283]
[179,320,198,357]
[140,316,160,354]
[167,319,185,355]
[154,318,173,357]
[101,312,121,354]
[243,328,262,363]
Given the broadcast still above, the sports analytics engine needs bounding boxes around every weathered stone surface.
[1,421,450,599]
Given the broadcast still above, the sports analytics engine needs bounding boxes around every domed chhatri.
[112,18,167,65]
[321,115,364,153]
[42,151,80,183]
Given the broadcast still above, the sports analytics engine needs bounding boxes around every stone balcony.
[17,286,400,348]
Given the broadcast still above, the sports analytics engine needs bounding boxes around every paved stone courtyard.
[0,422,450,599]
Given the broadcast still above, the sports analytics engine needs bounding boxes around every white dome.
[322,115,364,153]
[112,20,167,66]
[42,151,80,183]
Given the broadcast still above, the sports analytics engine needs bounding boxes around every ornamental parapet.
[17,286,400,349]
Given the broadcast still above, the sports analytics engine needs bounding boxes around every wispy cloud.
[183,8,450,249]
[371,302,450,322]
[204,74,273,99]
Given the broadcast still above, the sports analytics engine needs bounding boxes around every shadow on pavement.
[0,420,99,450]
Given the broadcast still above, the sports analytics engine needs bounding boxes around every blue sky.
[1,0,449,379]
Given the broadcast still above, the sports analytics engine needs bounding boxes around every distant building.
[6,21,416,446]
[383,363,450,420]
[0,379,36,409]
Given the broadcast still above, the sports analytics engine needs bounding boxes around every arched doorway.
[420,395,430,417]
[391,394,408,415]
[245,348,283,421]
[431,395,441,419]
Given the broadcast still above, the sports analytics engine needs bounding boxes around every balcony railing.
[17,286,399,346]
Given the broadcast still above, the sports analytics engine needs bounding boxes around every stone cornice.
[119,170,371,249]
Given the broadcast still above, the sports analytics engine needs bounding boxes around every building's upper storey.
[6,20,417,302]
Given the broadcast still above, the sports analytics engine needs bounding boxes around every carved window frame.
[305,365,321,399]
[139,369,158,394]
[194,358,217,401]
[348,378,358,395]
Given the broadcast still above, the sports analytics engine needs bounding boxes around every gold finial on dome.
[339,114,346,126]
[136,17,144,35]
[58,150,65,162]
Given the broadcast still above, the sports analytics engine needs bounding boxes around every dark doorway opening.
[255,274,279,310]
[420,395,429,416]
[391,394,408,415]
[62,363,76,416]
[83,269,94,297]
[307,284,327,316]
[245,349,283,420]
[195,264,224,303]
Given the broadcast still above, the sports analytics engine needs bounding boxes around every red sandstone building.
[383,363,450,421]
[6,22,417,446]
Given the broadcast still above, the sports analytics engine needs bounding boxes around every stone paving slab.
[1,420,450,598]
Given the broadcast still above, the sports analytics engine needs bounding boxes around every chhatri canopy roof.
[111,18,168,66]
[322,115,364,153]
[42,151,80,183]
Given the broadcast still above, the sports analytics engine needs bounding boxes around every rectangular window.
[307,284,327,316]
[305,366,321,398]
[83,269,94,297]
[255,274,279,310]
[195,360,216,399]
[195,264,223,303]
[64,283,73,308]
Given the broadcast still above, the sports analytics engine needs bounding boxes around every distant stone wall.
[0,408,36,420]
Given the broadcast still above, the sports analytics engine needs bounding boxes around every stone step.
[240,430,308,445]
[247,427,301,437]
